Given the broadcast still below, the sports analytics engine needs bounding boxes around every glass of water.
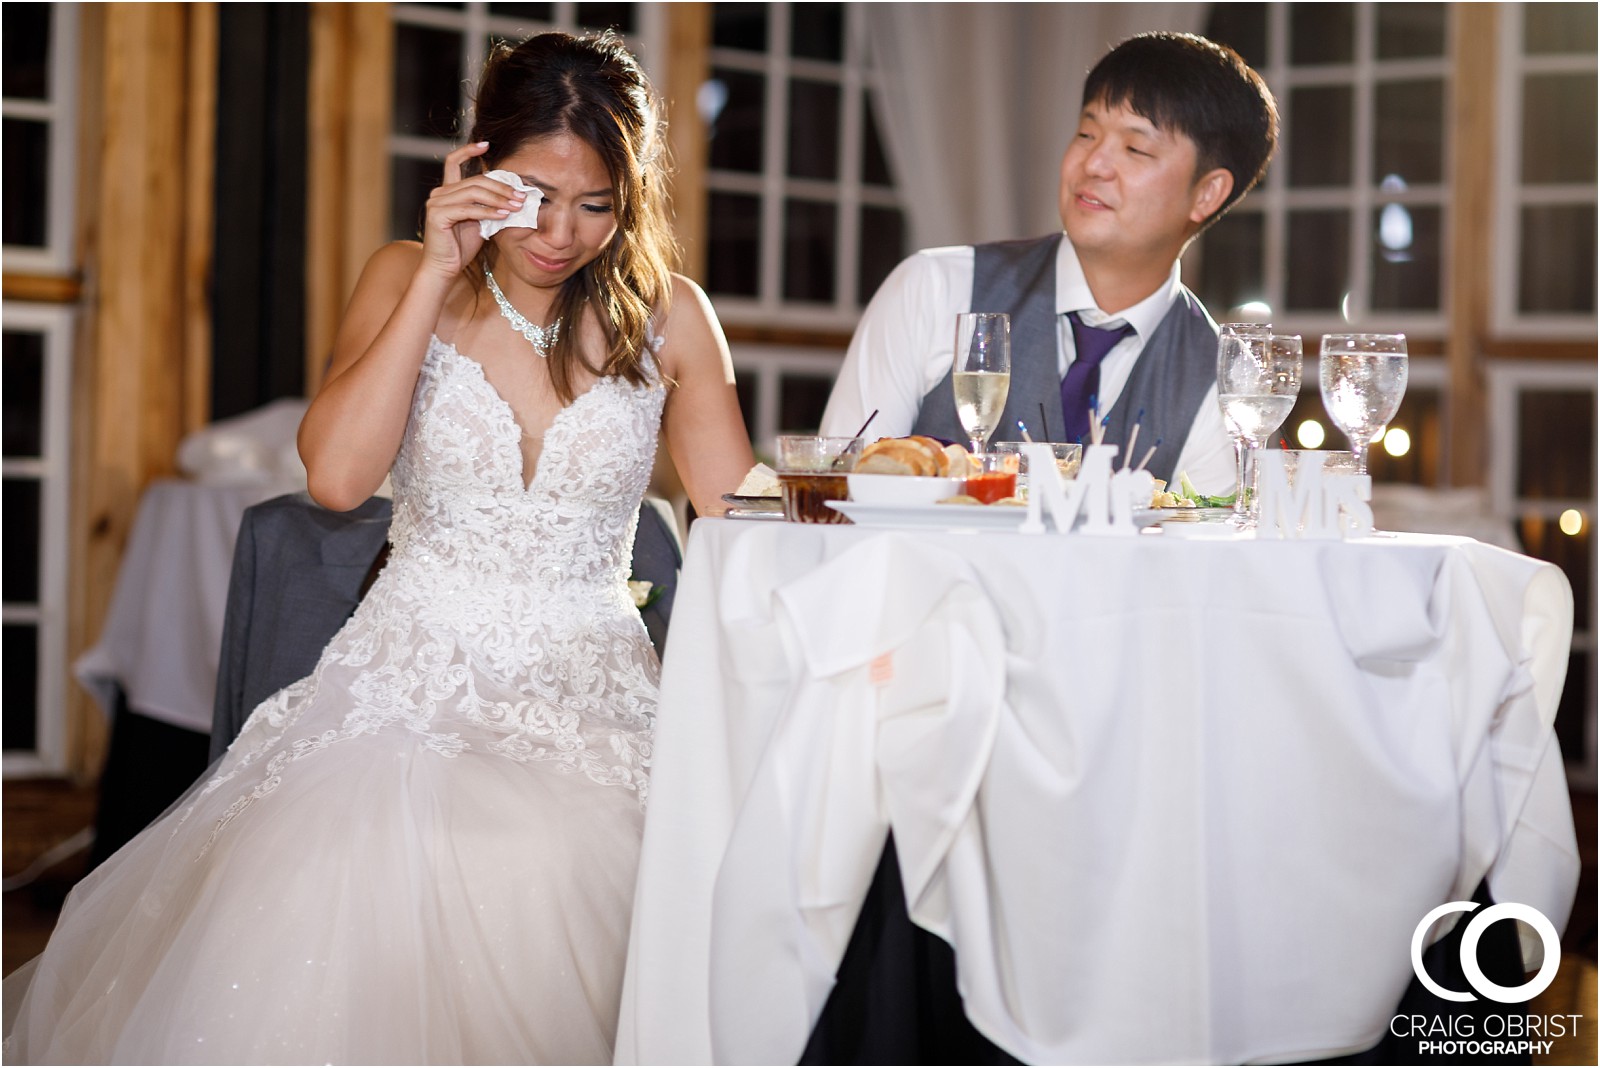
[1217,325,1300,523]
[952,313,1011,454]
[1318,333,1408,476]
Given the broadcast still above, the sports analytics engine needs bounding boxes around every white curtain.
[864,3,1207,250]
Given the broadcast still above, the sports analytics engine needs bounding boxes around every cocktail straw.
[832,409,880,470]
[1090,410,1109,446]
[1038,402,1050,441]
[1123,409,1145,471]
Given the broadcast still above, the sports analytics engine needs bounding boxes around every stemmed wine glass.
[1217,325,1301,524]
[952,313,1011,455]
[1318,333,1408,476]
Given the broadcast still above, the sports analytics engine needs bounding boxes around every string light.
[1297,419,1326,448]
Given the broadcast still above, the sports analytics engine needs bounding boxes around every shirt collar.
[1054,234,1182,339]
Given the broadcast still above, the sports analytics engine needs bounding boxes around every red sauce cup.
[965,470,1016,504]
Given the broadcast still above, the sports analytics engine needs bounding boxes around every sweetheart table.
[615,517,1579,1065]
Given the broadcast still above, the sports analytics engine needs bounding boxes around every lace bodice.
[188,336,668,848]
[387,337,665,590]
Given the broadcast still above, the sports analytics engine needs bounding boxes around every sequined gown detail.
[2,335,667,1064]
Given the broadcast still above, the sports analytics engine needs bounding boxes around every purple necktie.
[1061,312,1137,443]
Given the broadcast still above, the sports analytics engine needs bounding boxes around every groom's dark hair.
[1083,32,1278,231]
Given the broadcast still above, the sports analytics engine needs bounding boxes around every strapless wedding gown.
[3,336,666,1064]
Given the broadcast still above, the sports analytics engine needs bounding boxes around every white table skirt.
[616,519,1579,1066]
[74,480,288,733]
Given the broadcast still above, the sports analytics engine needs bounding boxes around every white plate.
[831,500,1179,532]
[826,500,1030,530]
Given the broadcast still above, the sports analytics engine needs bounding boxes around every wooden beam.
[664,3,710,283]
[1480,338,1599,362]
[1,274,82,303]
[66,3,216,780]
[184,4,218,438]
[305,2,393,396]
[1445,3,1498,487]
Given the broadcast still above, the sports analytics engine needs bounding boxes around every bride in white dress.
[3,30,753,1065]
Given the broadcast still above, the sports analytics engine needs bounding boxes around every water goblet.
[952,313,1011,454]
[1318,334,1408,476]
[1217,325,1300,525]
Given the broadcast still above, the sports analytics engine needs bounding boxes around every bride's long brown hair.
[467,31,677,403]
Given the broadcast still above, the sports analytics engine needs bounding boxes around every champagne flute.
[1318,333,1408,476]
[952,312,1011,454]
[1215,323,1273,523]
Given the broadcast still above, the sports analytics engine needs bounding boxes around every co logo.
[1411,901,1561,1004]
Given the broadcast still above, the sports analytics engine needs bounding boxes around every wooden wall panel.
[66,3,217,779]
[305,2,393,395]
[665,3,710,283]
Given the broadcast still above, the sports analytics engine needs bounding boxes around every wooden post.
[67,3,217,779]
[664,3,711,283]
[184,5,218,439]
[305,2,393,396]
[1445,4,1497,487]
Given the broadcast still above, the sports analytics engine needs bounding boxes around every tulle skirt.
[2,722,644,1064]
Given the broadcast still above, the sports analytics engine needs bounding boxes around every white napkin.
[478,170,545,239]
[734,463,780,497]
[175,397,309,490]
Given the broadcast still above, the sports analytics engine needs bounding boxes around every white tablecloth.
[616,518,1579,1065]
[74,480,285,733]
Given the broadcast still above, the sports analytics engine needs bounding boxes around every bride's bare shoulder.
[359,241,426,293]
[654,274,729,373]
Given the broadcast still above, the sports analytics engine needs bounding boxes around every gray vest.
[909,234,1219,487]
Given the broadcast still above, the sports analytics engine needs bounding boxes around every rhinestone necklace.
[485,270,561,356]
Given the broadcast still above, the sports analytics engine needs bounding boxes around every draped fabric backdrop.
[864,3,1206,251]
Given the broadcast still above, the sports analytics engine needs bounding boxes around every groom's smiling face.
[1058,100,1231,267]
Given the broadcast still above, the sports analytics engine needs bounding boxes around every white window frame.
[706,2,902,331]
[2,303,76,776]
[1205,3,1452,338]
[729,343,847,454]
[0,2,77,274]
[389,2,667,225]
[1486,358,1598,785]
[1491,5,1598,340]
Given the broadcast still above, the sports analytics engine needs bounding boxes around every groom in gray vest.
[821,33,1278,494]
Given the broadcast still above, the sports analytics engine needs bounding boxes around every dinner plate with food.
[820,435,1029,528]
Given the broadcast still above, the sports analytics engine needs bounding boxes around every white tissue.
[478,170,545,239]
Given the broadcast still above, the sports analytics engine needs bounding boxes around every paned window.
[388,2,660,243]
[1195,3,1451,337]
[2,3,75,273]
[2,4,76,774]
[1,307,74,774]
[705,2,906,333]
[1198,3,1452,487]
[1494,2,1597,335]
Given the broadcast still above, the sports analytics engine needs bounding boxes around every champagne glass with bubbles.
[952,313,1011,455]
[1318,334,1408,476]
